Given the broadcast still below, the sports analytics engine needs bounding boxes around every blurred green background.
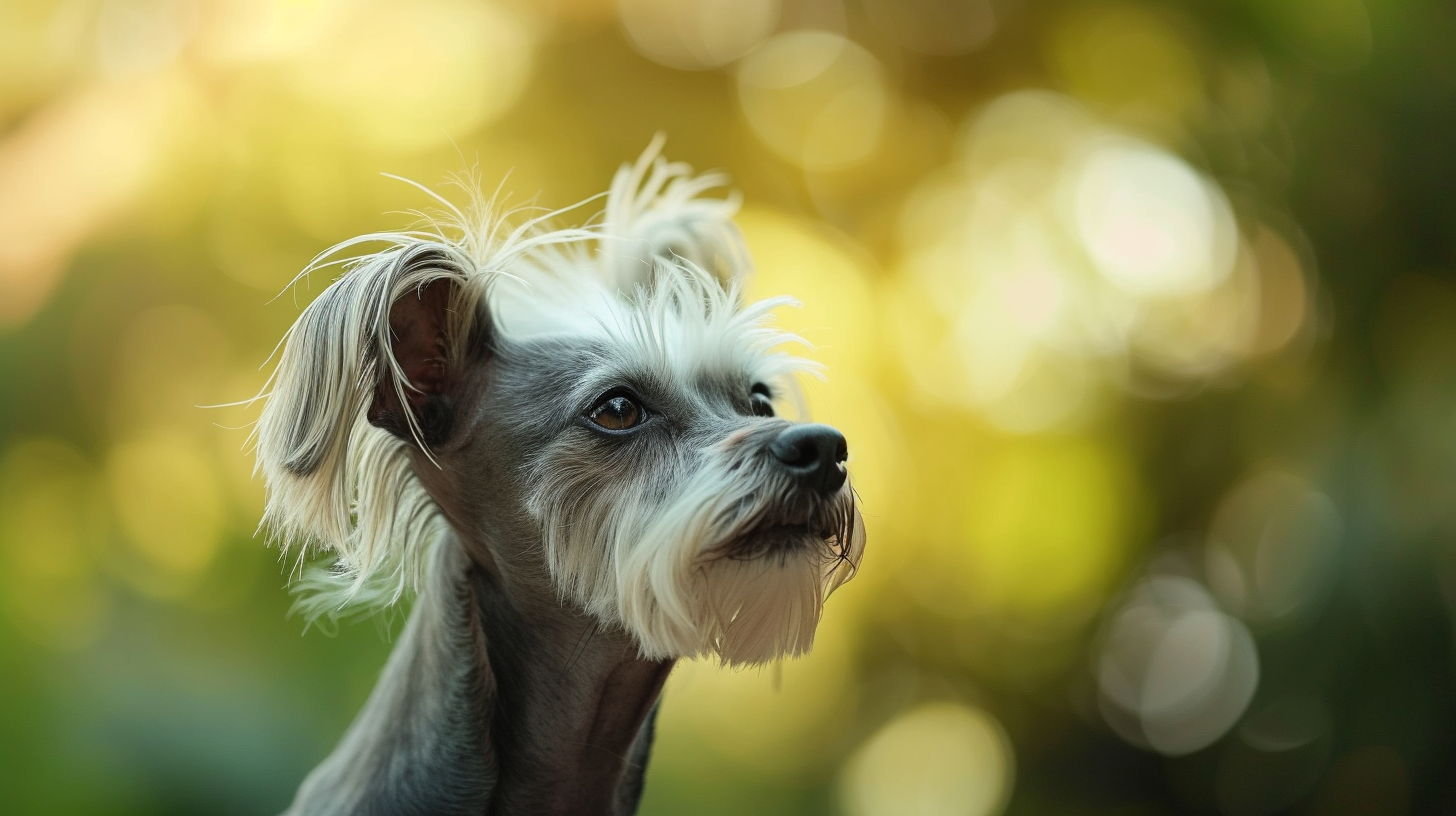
[2,0,1454,814]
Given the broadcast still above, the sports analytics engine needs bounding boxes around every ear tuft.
[367,278,461,447]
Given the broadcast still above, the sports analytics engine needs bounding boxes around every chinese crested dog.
[254,142,865,815]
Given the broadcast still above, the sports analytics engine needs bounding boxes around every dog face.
[254,145,864,666]
[480,265,863,666]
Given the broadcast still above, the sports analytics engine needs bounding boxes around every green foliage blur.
[1,1,1453,814]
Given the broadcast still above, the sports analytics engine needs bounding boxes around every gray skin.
[280,280,811,816]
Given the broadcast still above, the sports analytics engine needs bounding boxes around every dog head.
[254,141,865,665]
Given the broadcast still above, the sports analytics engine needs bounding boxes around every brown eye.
[750,383,775,417]
[588,394,644,431]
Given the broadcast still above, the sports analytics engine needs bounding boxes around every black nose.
[769,423,849,493]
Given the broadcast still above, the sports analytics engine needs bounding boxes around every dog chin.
[691,522,859,665]
[693,550,826,666]
[614,487,863,666]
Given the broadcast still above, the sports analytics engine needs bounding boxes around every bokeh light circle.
[1070,139,1237,298]
[737,31,889,171]
[288,0,533,153]
[839,702,1014,816]
[1097,575,1260,756]
[894,90,1270,431]
[618,0,780,70]
[107,432,226,595]
[0,438,108,650]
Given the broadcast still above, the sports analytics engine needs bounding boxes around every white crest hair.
[253,139,768,622]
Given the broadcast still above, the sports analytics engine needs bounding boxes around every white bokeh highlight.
[1071,139,1237,298]
[892,91,1300,433]
[1097,575,1260,756]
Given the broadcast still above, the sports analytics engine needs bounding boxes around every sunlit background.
[1,0,1454,813]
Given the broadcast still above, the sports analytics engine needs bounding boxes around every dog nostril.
[770,423,849,492]
[770,435,817,468]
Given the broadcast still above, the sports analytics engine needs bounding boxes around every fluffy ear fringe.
[253,140,748,622]
[254,239,475,622]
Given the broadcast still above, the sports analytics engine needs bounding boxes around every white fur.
[520,256,863,664]
[254,141,863,664]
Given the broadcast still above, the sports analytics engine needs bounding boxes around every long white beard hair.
[530,430,865,667]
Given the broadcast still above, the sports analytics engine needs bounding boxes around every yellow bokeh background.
[1,1,1453,815]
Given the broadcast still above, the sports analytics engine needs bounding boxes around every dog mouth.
[699,480,861,564]
[711,508,844,561]
[754,521,813,537]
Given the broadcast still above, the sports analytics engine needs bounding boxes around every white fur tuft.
[601,133,749,290]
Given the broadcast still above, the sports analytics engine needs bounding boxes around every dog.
[253,140,866,816]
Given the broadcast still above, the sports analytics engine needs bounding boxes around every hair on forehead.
[253,139,818,622]
[499,256,821,412]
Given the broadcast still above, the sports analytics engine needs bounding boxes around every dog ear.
[367,276,465,448]
[259,242,475,483]
[255,239,476,614]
